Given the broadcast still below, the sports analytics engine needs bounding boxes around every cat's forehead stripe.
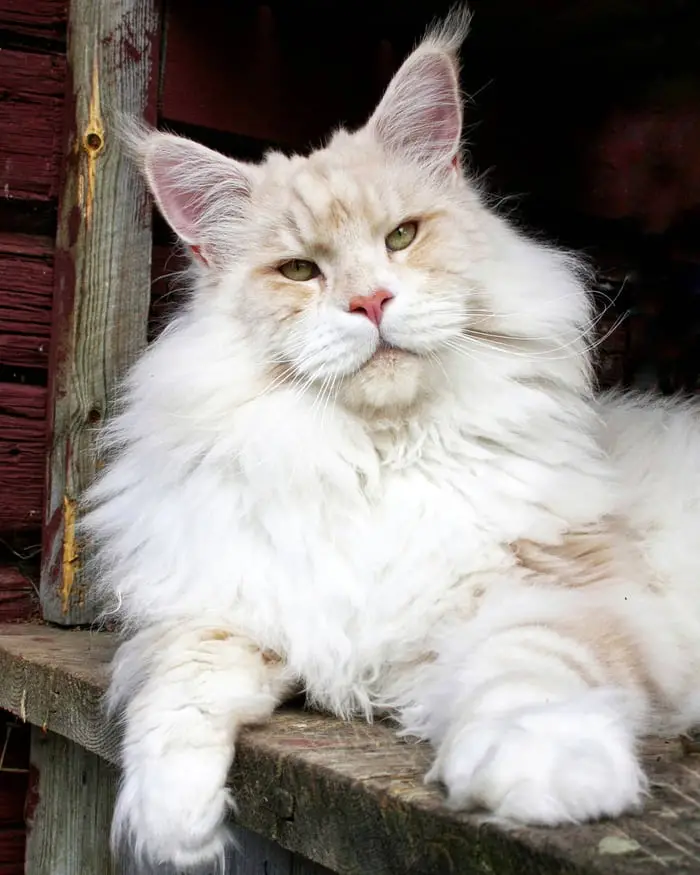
[292,168,360,229]
[282,160,398,251]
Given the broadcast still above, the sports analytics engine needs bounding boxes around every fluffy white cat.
[83,8,700,871]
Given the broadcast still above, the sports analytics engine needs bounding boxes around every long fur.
[83,8,700,871]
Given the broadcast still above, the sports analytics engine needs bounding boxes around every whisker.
[469,307,628,358]
[444,308,629,365]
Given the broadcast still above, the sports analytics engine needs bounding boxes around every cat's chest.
[364,461,487,566]
[296,446,503,605]
[227,429,519,700]
[256,453,506,701]
[261,424,514,586]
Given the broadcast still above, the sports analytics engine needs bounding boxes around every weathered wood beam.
[24,726,331,875]
[40,0,161,624]
[25,728,126,875]
[0,624,697,875]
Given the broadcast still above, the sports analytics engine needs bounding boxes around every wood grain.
[0,234,54,371]
[1,624,699,875]
[232,828,333,875]
[0,49,65,203]
[0,828,24,873]
[0,568,37,622]
[0,0,67,44]
[24,725,328,875]
[25,727,127,875]
[40,0,161,625]
[0,385,46,533]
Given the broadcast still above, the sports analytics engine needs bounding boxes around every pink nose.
[348,289,394,326]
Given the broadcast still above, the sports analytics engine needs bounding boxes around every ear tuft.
[367,5,469,169]
[422,5,472,56]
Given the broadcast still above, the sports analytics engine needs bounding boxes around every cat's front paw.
[114,746,233,871]
[428,697,646,824]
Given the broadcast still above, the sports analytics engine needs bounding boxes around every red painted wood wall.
[0,0,66,623]
[0,0,67,862]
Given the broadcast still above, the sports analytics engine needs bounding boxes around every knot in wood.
[84,131,103,154]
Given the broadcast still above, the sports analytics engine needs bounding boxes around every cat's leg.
[109,621,291,870]
[414,608,651,824]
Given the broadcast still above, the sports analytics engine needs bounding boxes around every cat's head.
[134,8,588,413]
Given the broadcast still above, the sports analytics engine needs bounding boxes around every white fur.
[84,10,700,871]
[428,689,647,823]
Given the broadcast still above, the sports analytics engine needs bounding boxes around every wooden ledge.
[0,624,699,875]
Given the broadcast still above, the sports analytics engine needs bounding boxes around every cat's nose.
[348,289,394,326]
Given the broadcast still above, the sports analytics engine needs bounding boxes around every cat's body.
[84,11,700,871]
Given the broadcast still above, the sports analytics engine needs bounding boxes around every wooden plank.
[0,829,25,873]
[0,385,46,533]
[231,828,333,875]
[0,50,65,203]
[0,568,37,623]
[22,725,321,875]
[0,0,67,44]
[231,830,294,874]
[0,628,117,759]
[40,0,162,625]
[25,727,126,875]
[0,777,26,827]
[0,234,54,371]
[0,624,697,875]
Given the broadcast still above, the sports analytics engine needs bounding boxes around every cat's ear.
[367,9,469,170]
[128,128,257,266]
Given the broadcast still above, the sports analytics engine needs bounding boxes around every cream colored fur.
[83,9,700,871]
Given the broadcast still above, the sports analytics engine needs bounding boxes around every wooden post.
[25,728,127,875]
[40,0,161,624]
[232,828,333,874]
[25,730,331,875]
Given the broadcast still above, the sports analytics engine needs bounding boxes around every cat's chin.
[339,345,427,412]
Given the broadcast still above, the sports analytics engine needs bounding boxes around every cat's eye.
[385,222,418,252]
[278,259,320,282]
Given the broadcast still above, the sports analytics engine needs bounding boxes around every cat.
[83,7,700,872]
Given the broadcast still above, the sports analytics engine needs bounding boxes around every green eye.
[386,221,418,252]
[278,259,320,281]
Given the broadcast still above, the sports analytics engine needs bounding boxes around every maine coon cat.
[84,8,700,871]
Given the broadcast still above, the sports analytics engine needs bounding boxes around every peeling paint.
[60,496,80,613]
[81,58,105,229]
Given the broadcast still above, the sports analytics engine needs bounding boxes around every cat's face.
[138,9,483,410]
[235,132,488,410]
